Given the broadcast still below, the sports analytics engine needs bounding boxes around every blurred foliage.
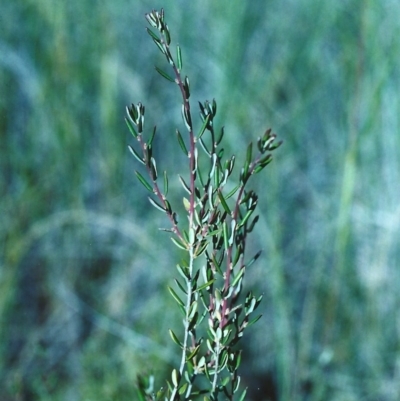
[1,0,399,400]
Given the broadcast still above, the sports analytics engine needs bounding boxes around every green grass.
[1,0,400,400]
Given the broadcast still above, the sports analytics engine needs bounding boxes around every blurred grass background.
[1,0,400,400]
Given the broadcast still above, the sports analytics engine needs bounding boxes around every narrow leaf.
[135,171,153,192]
[196,279,215,292]
[171,369,180,387]
[178,383,188,395]
[216,126,225,146]
[247,314,262,328]
[125,117,138,138]
[174,278,187,295]
[163,171,169,196]
[247,215,259,233]
[225,184,239,200]
[148,196,165,212]
[246,250,262,268]
[194,240,208,257]
[179,175,191,194]
[164,26,171,45]
[146,27,160,42]
[246,142,253,165]
[184,76,190,99]
[199,137,211,156]
[176,129,188,155]
[197,113,211,139]
[176,45,182,70]
[181,104,192,131]
[149,157,158,180]
[212,98,217,116]
[155,66,175,82]
[152,38,165,54]
[217,190,231,214]
[186,345,201,362]
[171,237,188,251]
[169,329,183,348]
[168,286,185,307]
[128,145,145,165]
[231,268,245,288]
[148,125,157,147]
[237,208,254,229]
[176,263,189,279]
[238,388,247,401]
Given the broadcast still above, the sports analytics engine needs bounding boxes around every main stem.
[162,32,198,401]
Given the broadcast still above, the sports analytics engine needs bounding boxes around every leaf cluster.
[128,9,281,401]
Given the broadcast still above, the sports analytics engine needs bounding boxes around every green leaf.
[186,345,201,362]
[164,199,172,213]
[188,300,198,320]
[171,236,188,251]
[146,27,160,42]
[253,155,272,174]
[148,196,166,212]
[174,278,187,295]
[169,329,183,348]
[149,157,158,180]
[217,190,231,214]
[171,369,180,387]
[135,171,153,192]
[194,240,208,257]
[176,263,189,279]
[176,129,188,155]
[196,279,215,292]
[148,125,157,147]
[188,227,195,245]
[188,312,198,332]
[247,215,259,233]
[246,250,262,268]
[246,142,253,165]
[168,286,185,307]
[183,197,190,211]
[242,143,253,180]
[197,113,211,139]
[232,247,242,268]
[181,104,192,131]
[224,155,235,176]
[238,388,247,401]
[199,137,211,157]
[212,98,217,116]
[178,175,191,194]
[237,208,254,229]
[176,45,182,70]
[162,171,169,197]
[152,38,165,54]
[164,26,171,45]
[231,268,245,288]
[125,117,138,138]
[198,101,206,118]
[183,76,190,99]
[155,66,175,82]
[128,145,144,165]
[246,314,262,328]
[178,383,188,395]
[210,253,223,276]
[225,184,239,200]
[216,126,225,146]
